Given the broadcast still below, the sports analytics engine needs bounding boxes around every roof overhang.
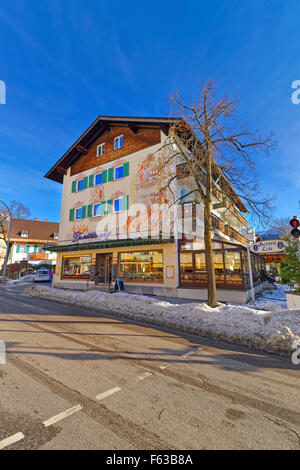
[44,116,181,183]
[43,237,174,253]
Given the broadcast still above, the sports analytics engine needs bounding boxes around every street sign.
[250,239,288,254]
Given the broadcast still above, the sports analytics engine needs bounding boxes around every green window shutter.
[83,176,88,189]
[123,161,129,177]
[16,245,20,253]
[34,245,38,253]
[87,204,92,218]
[108,167,114,181]
[102,169,107,183]
[81,205,87,219]
[107,199,113,214]
[88,174,94,188]
[26,246,30,253]
[69,208,75,221]
[101,200,107,215]
[71,181,77,193]
[123,195,129,210]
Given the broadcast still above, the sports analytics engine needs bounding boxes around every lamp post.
[0,200,12,278]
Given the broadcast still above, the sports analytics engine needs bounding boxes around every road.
[0,282,299,450]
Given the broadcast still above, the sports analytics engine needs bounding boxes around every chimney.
[44,218,48,222]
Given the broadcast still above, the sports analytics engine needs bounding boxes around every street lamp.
[0,200,12,278]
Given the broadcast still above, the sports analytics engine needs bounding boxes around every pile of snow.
[25,285,300,355]
[11,274,35,283]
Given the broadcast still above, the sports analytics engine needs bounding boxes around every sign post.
[247,245,255,302]
[242,227,256,302]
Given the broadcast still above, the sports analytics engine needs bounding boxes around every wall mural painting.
[73,201,85,209]
[72,224,89,235]
[91,188,105,204]
[124,154,170,236]
[111,190,125,200]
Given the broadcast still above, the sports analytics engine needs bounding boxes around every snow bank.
[24,285,300,356]
[11,274,35,283]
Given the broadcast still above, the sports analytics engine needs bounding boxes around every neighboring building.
[254,233,288,273]
[7,218,59,267]
[45,116,265,303]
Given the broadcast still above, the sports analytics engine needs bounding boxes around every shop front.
[52,238,178,296]
[178,239,266,303]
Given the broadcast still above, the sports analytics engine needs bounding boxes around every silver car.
[34,269,50,282]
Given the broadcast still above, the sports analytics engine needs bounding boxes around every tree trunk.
[204,200,217,307]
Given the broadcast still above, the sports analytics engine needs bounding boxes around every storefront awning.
[43,237,174,253]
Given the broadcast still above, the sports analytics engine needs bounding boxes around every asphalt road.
[0,282,299,450]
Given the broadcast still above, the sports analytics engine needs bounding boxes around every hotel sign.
[250,240,287,254]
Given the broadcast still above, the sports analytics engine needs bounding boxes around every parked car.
[34,269,50,282]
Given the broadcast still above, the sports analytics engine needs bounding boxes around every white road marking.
[0,432,25,450]
[96,386,122,400]
[136,372,152,381]
[43,404,82,427]
[182,350,195,357]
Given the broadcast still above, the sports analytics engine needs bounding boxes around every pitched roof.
[9,219,59,243]
[45,116,181,184]
[44,114,248,213]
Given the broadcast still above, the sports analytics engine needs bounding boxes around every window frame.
[113,197,124,213]
[96,142,105,157]
[93,203,102,217]
[75,208,82,220]
[114,134,124,150]
[77,179,84,192]
[114,165,124,180]
[94,172,103,186]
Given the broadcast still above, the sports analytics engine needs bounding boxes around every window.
[62,255,92,279]
[119,251,163,283]
[114,198,123,213]
[93,203,101,217]
[76,208,82,220]
[115,165,124,180]
[77,179,84,191]
[114,134,123,150]
[96,142,105,157]
[20,245,26,253]
[95,173,102,186]
[21,230,29,238]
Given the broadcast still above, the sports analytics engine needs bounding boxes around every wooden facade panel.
[71,126,161,176]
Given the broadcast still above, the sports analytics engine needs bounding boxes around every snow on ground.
[10,274,35,283]
[25,284,300,356]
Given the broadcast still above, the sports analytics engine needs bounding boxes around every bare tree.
[9,200,31,219]
[267,218,292,243]
[0,200,31,252]
[158,81,275,307]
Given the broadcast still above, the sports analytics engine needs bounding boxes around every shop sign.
[72,231,112,242]
[250,240,287,254]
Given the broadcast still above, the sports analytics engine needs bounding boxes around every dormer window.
[20,230,29,238]
[114,135,123,150]
[96,142,105,157]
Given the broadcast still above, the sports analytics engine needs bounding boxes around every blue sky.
[0,0,299,225]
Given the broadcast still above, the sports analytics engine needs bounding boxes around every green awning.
[44,237,174,253]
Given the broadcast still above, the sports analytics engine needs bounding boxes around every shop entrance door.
[95,253,112,285]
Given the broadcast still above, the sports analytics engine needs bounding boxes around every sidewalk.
[24,284,300,357]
